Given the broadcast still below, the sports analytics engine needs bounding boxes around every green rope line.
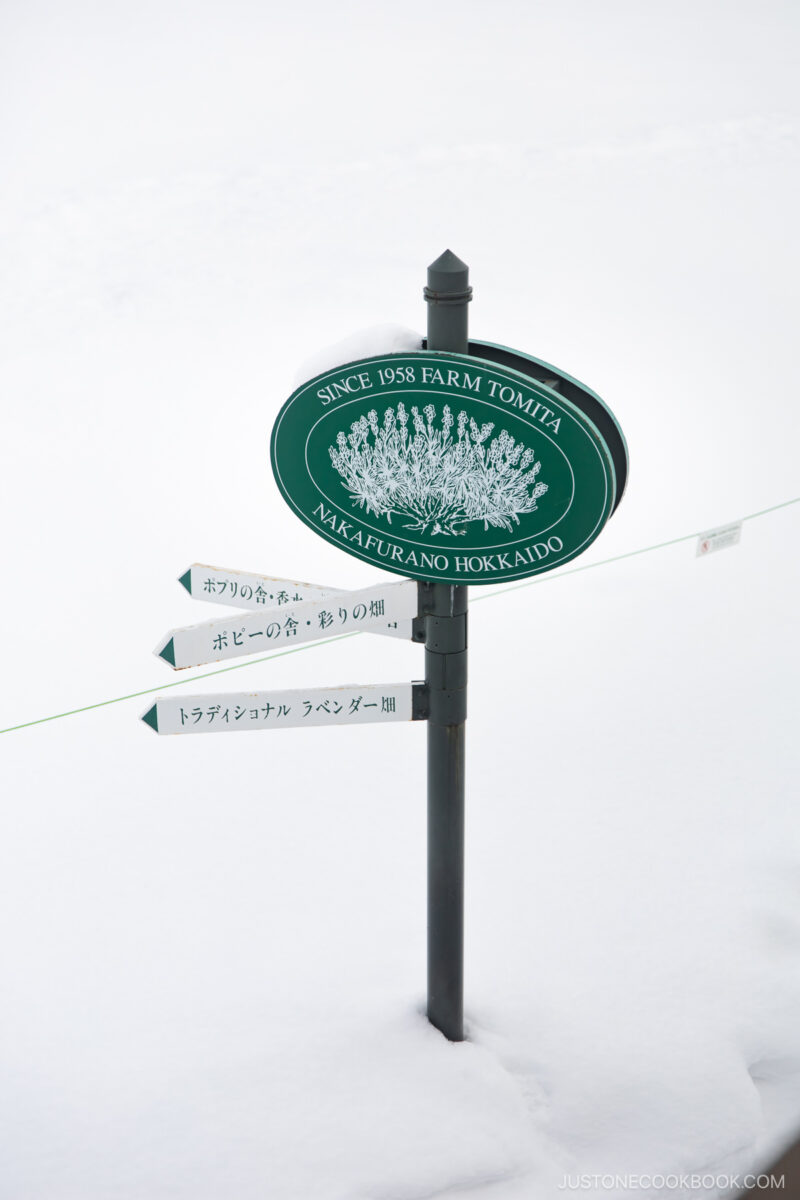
[2,496,797,736]
[0,633,361,735]
[473,496,800,605]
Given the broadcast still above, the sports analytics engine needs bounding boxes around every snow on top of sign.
[293,324,423,387]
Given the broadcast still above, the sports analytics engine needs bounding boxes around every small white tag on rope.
[696,521,742,557]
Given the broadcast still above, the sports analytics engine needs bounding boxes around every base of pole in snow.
[424,250,471,1042]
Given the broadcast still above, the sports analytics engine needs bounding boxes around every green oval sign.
[270,351,619,585]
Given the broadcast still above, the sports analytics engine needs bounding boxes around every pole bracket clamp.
[412,682,430,721]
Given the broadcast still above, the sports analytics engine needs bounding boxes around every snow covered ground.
[1,2,799,1196]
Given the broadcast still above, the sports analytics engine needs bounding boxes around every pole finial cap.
[425,250,471,305]
[427,249,469,293]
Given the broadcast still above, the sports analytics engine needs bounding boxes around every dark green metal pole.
[423,250,471,1042]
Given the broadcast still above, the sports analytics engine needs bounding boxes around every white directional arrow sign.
[155,579,420,670]
[141,682,427,734]
[178,563,333,607]
[177,563,416,641]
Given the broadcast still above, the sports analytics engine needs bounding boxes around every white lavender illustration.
[327,403,548,536]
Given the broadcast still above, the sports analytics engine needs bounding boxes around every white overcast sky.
[1,4,799,1197]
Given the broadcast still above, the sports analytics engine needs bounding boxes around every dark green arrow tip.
[178,568,192,594]
[141,704,159,733]
[159,637,176,666]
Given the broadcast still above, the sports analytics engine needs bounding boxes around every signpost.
[142,683,427,735]
[144,249,628,1046]
[153,579,419,670]
[271,353,617,584]
[420,251,470,1042]
[178,564,334,608]
[177,563,419,640]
